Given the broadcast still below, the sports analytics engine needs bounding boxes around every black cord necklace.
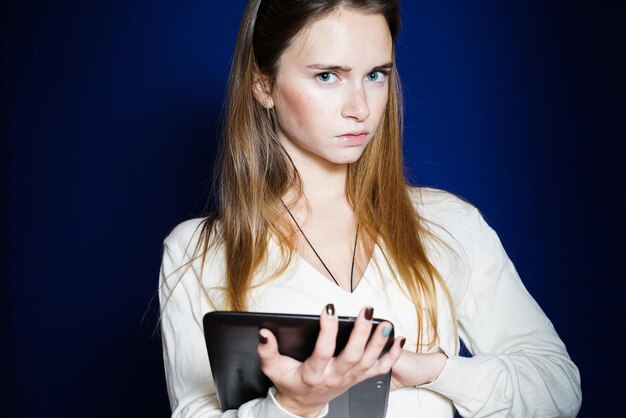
[282,201,358,293]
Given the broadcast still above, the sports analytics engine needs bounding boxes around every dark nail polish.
[326,303,335,317]
[259,332,268,344]
[364,307,374,320]
[400,338,406,348]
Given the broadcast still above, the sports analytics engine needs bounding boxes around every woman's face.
[266,8,393,166]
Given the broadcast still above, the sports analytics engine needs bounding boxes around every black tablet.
[203,311,394,418]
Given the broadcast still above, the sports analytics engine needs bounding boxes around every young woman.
[159,1,582,417]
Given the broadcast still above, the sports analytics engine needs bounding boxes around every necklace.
[282,201,358,293]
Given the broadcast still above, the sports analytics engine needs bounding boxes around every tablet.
[203,311,394,418]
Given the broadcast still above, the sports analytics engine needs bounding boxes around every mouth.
[336,131,370,145]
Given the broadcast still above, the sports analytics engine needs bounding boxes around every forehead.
[280,8,393,68]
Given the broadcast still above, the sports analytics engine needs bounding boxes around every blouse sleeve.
[159,221,328,418]
[421,204,582,417]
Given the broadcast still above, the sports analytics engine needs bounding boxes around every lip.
[336,131,370,146]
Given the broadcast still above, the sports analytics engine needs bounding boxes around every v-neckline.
[292,243,379,295]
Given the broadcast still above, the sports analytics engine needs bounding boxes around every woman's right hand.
[257,305,404,418]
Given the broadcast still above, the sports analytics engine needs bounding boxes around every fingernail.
[400,338,406,348]
[326,303,335,317]
[382,325,392,337]
[259,332,267,344]
[364,307,374,320]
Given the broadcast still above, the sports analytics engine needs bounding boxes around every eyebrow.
[306,62,394,72]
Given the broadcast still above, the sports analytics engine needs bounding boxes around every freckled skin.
[270,9,393,167]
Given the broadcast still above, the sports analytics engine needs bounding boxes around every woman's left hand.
[390,349,448,390]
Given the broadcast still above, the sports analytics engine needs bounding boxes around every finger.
[369,336,405,377]
[257,328,281,376]
[302,303,338,376]
[356,321,394,371]
[334,306,374,374]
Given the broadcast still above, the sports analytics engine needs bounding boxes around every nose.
[341,83,370,121]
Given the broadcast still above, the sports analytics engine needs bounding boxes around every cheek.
[372,89,390,119]
[275,84,337,133]
[275,87,312,130]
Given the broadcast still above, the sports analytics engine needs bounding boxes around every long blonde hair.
[188,0,455,351]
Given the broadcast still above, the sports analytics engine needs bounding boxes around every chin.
[327,149,366,165]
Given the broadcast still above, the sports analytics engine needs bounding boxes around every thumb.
[257,328,280,374]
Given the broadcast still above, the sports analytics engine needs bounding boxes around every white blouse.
[159,187,581,417]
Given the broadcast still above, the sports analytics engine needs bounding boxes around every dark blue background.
[4,1,624,416]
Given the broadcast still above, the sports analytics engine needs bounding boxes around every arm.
[421,206,582,417]
[159,222,313,418]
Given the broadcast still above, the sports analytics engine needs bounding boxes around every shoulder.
[406,186,512,289]
[407,186,482,232]
[406,187,488,292]
[163,218,208,258]
[403,187,491,306]
[160,217,227,306]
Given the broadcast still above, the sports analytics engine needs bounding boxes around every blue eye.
[316,72,337,83]
[366,71,386,82]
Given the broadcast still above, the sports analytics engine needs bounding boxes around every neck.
[286,151,349,205]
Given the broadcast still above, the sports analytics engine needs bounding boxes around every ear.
[252,72,275,109]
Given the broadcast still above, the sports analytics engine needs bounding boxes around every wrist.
[426,352,448,384]
[274,390,326,418]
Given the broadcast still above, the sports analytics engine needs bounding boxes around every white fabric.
[159,187,581,417]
